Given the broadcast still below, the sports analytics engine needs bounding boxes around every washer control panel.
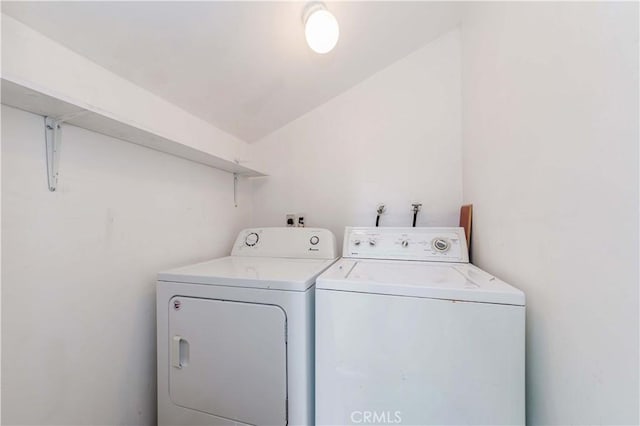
[232,227,337,259]
[343,227,469,263]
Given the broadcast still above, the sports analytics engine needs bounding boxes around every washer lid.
[158,256,337,291]
[316,259,525,306]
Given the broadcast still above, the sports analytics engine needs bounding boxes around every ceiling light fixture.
[303,2,339,54]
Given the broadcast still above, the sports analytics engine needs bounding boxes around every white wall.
[461,2,638,425]
[1,13,4,424]
[1,105,252,425]
[251,29,462,246]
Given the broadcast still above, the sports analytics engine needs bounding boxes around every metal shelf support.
[44,111,88,191]
[44,116,62,192]
[233,173,239,207]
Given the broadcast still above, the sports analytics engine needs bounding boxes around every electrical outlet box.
[286,214,297,227]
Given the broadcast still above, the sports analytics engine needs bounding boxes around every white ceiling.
[2,1,461,142]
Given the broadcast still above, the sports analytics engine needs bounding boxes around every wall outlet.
[286,213,306,227]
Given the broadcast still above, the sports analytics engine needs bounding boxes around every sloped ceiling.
[2,1,461,142]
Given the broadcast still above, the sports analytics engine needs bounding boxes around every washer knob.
[402,240,409,247]
[353,239,361,246]
[432,238,450,252]
[245,232,259,247]
[310,236,319,245]
[369,239,377,247]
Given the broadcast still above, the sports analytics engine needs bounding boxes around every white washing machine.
[316,227,525,426]
[157,227,337,426]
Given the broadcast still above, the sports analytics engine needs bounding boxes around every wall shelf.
[1,78,267,181]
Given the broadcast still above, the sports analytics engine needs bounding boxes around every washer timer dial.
[432,238,450,252]
[245,232,259,247]
[310,236,320,245]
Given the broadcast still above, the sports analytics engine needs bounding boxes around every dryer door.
[168,296,287,425]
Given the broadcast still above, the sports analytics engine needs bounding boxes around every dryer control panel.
[232,227,337,260]
[343,227,469,263]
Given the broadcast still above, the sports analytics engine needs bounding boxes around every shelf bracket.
[44,111,88,191]
[45,116,62,192]
[233,173,239,207]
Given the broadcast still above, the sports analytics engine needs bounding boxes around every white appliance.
[315,227,525,426]
[157,227,337,426]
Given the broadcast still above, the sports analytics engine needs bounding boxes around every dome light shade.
[303,3,339,54]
